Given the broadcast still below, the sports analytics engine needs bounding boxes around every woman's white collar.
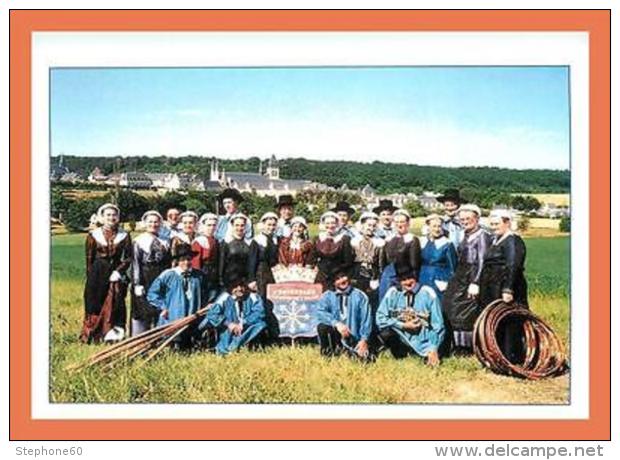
[91,227,128,246]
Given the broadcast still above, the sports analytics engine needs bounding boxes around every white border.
[31,31,589,420]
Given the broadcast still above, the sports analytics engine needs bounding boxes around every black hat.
[331,201,355,215]
[276,194,296,209]
[226,276,247,291]
[437,188,462,204]
[372,199,399,214]
[333,270,351,281]
[395,252,418,281]
[217,188,244,204]
[395,263,418,281]
[173,243,198,261]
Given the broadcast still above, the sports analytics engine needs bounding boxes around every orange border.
[9,10,610,440]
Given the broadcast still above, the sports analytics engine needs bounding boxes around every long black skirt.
[255,265,280,340]
[83,258,127,330]
[479,264,529,309]
[442,262,481,331]
[131,263,167,322]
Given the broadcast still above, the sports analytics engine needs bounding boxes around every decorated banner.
[267,282,323,338]
[267,265,323,338]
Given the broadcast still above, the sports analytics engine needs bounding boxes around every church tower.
[265,154,280,180]
[210,159,220,182]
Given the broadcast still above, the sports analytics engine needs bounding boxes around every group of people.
[80,187,529,365]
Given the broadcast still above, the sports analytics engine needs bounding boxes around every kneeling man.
[317,271,373,361]
[376,265,445,366]
[147,244,209,347]
[204,277,267,355]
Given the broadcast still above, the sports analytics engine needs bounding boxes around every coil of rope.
[472,299,568,380]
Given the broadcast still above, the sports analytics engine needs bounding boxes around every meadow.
[50,233,570,404]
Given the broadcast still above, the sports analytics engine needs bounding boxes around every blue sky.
[51,66,569,170]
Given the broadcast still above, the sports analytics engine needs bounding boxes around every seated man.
[203,277,267,355]
[316,271,373,361]
[376,265,445,366]
[147,244,209,348]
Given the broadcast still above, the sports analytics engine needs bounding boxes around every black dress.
[218,237,253,288]
[248,233,279,298]
[442,227,492,332]
[313,233,354,289]
[479,233,528,308]
[479,232,528,363]
[248,233,280,339]
[81,226,132,342]
[350,235,384,296]
[131,233,171,325]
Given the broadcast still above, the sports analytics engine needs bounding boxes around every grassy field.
[520,193,570,207]
[50,233,570,404]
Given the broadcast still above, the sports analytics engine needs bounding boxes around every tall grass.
[50,234,569,404]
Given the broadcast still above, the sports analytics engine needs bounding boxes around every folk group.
[80,188,528,366]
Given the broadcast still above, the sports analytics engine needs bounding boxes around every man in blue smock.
[214,188,253,242]
[203,277,267,355]
[147,244,210,348]
[376,264,445,366]
[437,188,464,248]
[317,271,373,361]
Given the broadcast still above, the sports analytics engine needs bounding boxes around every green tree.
[559,216,571,232]
[51,189,69,220]
[150,191,187,215]
[517,216,531,233]
[403,200,427,218]
[64,197,104,232]
[103,190,150,222]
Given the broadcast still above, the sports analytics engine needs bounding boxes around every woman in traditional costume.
[442,204,492,350]
[350,211,384,300]
[278,216,314,267]
[313,211,354,289]
[170,210,198,261]
[378,209,421,302]
[218,213,253,289]
[479,209,528,362]
[419,214,457,297]
[248,212,280,341]
[80,203,132,343]
[248,212,279,297]
[191,212,220,303]
[479,209,528,307]
[130,210,171,336]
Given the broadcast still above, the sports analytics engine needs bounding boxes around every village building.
[50,155,83,183]
[87,167,109,183]
[418,192,442,210]
[359,184,376,200]
[119,172,153,189]
[536,202,570,218]
[83,155,322,196]
[210,155,317,197]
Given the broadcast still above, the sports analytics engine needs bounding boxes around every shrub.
[559,216,571,232]
[64,198,104,232]
[517,216,530,232]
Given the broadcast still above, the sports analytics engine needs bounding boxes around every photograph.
[49,65,571,405]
